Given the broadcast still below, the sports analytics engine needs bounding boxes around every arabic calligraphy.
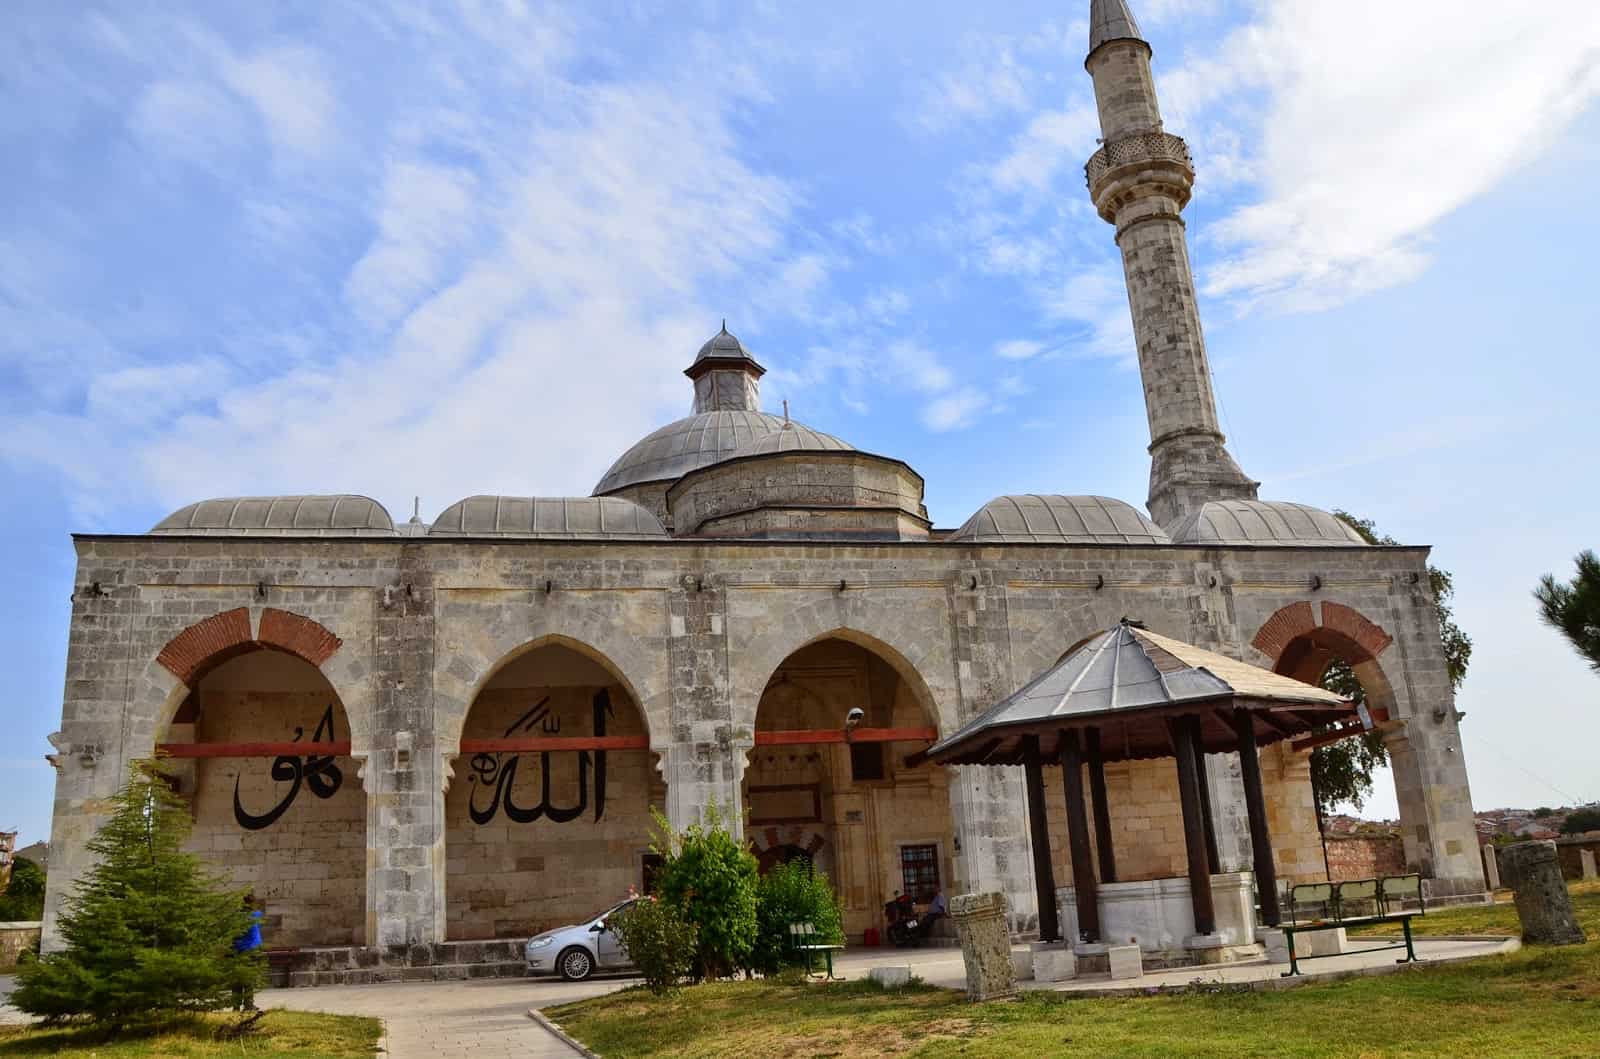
[468,689,613,826]
[233,704,345,831]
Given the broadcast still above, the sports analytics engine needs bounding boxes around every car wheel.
[557,946,595,982]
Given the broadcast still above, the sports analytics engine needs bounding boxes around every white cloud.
[922,388,989,431]
[224,46,335,157]
[994,339,1044,360]
[1198,0,1600,310]
[887,341,954,395]
[130,79,246,167]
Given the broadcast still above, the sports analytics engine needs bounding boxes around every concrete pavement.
[261,973,634,1058]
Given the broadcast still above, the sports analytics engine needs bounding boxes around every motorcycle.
[883,893,944,948]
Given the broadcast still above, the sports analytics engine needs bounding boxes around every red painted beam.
[754,727,937,746]
[460,736,649,754]
[157,741,350,759]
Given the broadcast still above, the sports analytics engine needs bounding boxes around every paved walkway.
[262,974,633,1058]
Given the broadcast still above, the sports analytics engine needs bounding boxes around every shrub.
[649,807,758,980]
[12,761,261,1024]
[0,856,46,921]
[609,894,696,995]
[749,859,844,976]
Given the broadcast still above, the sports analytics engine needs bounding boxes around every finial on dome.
[782,399,790,426]
[721,318,728,334]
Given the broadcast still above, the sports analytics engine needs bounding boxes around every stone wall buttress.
[945,568,1035,932]
[665,575,739,831]
[370,543,442,946]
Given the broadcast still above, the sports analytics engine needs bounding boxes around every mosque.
[41,0,1483,972]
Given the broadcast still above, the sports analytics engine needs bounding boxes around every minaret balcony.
[1086,131,1195,221]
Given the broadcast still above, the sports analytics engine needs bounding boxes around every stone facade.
[43,530,1482,951]
[39,0,1485,959]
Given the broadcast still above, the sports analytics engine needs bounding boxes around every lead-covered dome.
[728,422,852,459]
[151,495,397,536]
[428,496,665,538]
[593,410,793,495]
[1167,500,1368,547]
[952,495,1169,545]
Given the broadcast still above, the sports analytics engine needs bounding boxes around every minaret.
[1085,0,1258,526]
[685,322,765,413]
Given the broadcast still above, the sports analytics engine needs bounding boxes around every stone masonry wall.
[44,534,1480,952]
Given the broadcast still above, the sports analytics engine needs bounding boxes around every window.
[849,742,884,782]
[641,853,664,895]
[899,844,940,903]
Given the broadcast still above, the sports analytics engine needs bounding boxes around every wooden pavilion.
[924,619,1359,947]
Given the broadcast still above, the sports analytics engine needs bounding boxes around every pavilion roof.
[925,621,1356,766]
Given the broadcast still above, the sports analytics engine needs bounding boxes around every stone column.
[949,892,1016,1001]
[1481,844,1501,890]
[1499,841,1586,946]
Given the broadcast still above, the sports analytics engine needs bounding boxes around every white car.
[524,898,638,981]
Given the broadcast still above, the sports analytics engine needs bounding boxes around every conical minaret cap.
[1088,0,1147,58]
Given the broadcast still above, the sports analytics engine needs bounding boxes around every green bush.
[12,761,261,1025]
[0,856,46,921]
[1562,808,1600,835]
[749,859,843,976]
[649,807,758,980]
[609,894,697,995]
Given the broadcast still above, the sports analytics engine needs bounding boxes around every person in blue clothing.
[233,893,264,1011]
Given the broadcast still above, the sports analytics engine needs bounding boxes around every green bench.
[1281,873,1426,977]
[788,921,845,981]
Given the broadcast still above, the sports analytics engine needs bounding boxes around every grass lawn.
[1348,879,1600,938]
[0,1010,380,1058]
[549,881,1600,1058]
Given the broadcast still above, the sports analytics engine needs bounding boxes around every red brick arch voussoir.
[156,607,343,686]
[1250,600,1394,666]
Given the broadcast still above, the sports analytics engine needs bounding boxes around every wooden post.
[1168,717,1217,936]
[1232,709,1281,927]
[1023,735,1060,943]
[1060,730,1102,943]
[1086,727,1117,884]
[1189,717,1222,875]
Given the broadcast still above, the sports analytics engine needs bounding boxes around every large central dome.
[593,409,795,494]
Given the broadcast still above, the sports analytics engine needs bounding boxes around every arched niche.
[745,635,950,941]
[166,647,366,948]
[444,640,663,940]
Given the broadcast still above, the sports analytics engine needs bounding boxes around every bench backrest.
[1379,873,1423,913]
[789,922,816,938]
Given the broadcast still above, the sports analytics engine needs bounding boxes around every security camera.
[844,708,864,730]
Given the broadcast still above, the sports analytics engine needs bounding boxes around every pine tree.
[12,760,261,1024]
[1536,549,1600,673]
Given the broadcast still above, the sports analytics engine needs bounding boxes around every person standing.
[232,893,264,1011]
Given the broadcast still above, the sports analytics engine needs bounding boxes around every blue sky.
[4,0,1600,845]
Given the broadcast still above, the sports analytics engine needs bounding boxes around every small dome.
[1167,500,1369,547]
[690,323,763,373]
[428,496,665,539]
[727,422,853,459]
[952,495,1169,545]
[151,496,397,536]
[593,410,793,494]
